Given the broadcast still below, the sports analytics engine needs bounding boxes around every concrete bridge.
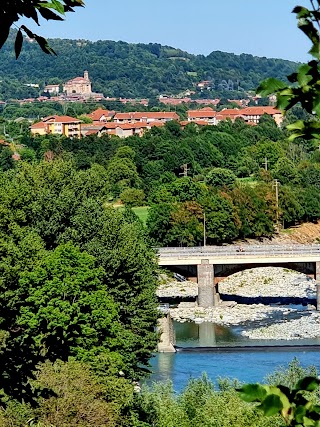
[157,244,320,308]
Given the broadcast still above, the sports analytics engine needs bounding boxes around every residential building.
[216,108,245,123]
[44,84,60,94]
[113,111,179,124]
[187,107,217,124]
[241,106,283,126]
[29,121,48,136]
[197,80,212,90]
[87,108,115,123]
[215,106,283,126]
[30,115,81,138]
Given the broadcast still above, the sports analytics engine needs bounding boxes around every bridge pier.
[197,260,219,308]
[316,262,320,280]
[157,314,176,352]
[317,283,320,312]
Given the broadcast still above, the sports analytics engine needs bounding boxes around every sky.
[22,0,313,62]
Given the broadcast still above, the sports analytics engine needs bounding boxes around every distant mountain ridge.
[0,31,298,100]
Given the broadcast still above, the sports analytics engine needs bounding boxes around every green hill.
[0,31,298,100]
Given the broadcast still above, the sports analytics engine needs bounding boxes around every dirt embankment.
[242,221,320,245]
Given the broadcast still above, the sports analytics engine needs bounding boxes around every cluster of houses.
[6,71,272,108]
[30,105,283,139]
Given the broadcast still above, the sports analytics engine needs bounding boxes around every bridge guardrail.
[157,244,320,259]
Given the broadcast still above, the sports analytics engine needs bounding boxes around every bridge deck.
[158,244,320,266]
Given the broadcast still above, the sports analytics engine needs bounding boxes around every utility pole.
[273,179,280,232]
[179,163,190,177]
[264,157,268,171]
[203,212,206,247]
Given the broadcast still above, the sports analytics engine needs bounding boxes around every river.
[149,318,320,391]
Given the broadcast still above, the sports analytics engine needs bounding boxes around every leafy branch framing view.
[258,0,320,141]
[1,0,84,58]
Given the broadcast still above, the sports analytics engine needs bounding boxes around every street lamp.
[203,211,206,247]
[273,179,280,232]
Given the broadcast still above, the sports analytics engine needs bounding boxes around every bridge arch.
[214,261,316,284]
[217,266,316,306]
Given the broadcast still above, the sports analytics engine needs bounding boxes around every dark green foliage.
[0,158,159,401]
[120,188,145,207]
[17,243,123,361]
[205,167,237,188]
[238,375,320,426]
[0,1,84,57]
[0,32,297,100]
[59,200,159,378]
[0,146,14,171]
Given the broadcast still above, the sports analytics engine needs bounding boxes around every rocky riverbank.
[157,267,320,340]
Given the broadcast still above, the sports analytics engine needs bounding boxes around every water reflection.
[174,318,320,348]
[155,353,175,382]
[199,322,216,346]
[175,321,241,347]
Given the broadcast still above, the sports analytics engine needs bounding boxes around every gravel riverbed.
[157,267,320,340]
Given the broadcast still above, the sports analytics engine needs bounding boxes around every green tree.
[60,200,159,378]
[0,1,84,57]
[273,158,299,185]
[120,188,145,207]
[203,194,239,243]
[17,243,123,362]
[0,146,14,171]
[205,167,237,189]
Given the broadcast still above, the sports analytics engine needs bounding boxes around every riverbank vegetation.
[2,109,319,246]
[0,356,316,426]
[0,157,160,424]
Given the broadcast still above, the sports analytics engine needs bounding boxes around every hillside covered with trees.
[0,31,298,100]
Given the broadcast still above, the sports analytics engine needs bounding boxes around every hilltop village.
[25,71,283,139]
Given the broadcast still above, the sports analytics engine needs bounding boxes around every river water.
[149,315,320,391]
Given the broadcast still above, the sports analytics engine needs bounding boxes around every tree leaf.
[287,120,306,131]
[237,384,267,402]
[298,18,319,45]
[295,405,307,423]
[34,35,57,56]
[292,6,311,18]
[0,24,10,50]
[52,0,66,15]
[295,376,320,392]
[258,394,283,416]
[303,416,318,426]
[38,7,64,21]
[257,78,287,97]
[296,64,313,86]
[14,29,24,59]
[21,25,35,39]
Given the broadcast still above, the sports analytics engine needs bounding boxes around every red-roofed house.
[30,121,48,136]
[241,106,283,126]
[30,115,81,138]
[87,108,115,123]
[216,108,245,123]
[187,107,217,124]
[113,111,179,124]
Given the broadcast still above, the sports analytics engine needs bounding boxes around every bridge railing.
[157,244,320,258]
